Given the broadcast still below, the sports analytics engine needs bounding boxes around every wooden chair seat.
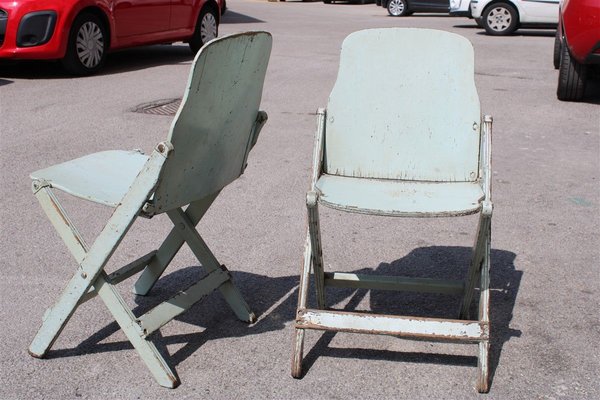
[31,150,148,207]
[316,174,484,217]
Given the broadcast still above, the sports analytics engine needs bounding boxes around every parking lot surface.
[1,1,599,399]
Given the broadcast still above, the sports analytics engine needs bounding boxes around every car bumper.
[448,0,472,17]
[0,1,67,60]
[470,1,482,18]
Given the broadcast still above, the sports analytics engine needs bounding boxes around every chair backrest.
[324,28,481,182]
[152,31,272,213]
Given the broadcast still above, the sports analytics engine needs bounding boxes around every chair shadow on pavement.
[301,246,521,388]
[45,246,520,388]
[44,268,301,366]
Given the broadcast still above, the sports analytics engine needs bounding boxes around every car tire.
[324,0,332,3]
[61,13,107,76]
[387,0,409,16]
[482,2,518,36]
[557,44,587,101]
[553,30,561,70]
[189,6,218,54]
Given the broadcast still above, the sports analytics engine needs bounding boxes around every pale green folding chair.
[28,31,272,388]
[291,28,494,393]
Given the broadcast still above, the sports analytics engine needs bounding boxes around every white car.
[470,0,559,35]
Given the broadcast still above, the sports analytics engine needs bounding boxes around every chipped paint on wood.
[324,29,480,182]
[297,309,488,341]
[28,32,273,389]
[138,267,230,337]
[324,272,465,294]
[292,28,494,393]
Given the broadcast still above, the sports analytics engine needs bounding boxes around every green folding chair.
[291,28,494,393]
[28,31,272,388]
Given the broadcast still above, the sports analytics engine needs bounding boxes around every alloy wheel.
[486,7,512,32]
[388,0,406,16]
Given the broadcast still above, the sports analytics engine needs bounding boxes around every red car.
[0,0,224,75]
[555,0,600,101]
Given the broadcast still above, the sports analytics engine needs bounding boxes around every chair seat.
[315,174,484,217]
[30,150,149,207]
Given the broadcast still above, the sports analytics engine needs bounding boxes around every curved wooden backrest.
[324,28,481,182]
[152,31,272,213]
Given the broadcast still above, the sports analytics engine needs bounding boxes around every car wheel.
[324,0,332,3]
[387,0,408,16]
[482,2,518,35]
[553,30,561,70]
[557,44,587,101]
[189,6,218,54]
[61,13,107,76]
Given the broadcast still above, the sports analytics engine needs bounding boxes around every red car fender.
[561,0,600,64]
[195,0,221,25]
[55,0,113,55]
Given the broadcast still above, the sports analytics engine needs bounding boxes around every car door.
[170,0,196,31]
[411,0,449,12]
[113,0,171,38]
[518,0,560,23]
[432,0,450,11]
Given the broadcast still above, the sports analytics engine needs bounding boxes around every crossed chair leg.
[292,200,492,393]
[29,177,255,388]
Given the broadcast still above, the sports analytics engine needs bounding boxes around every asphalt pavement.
[1,0,599,399]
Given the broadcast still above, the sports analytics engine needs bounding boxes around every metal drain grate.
[132,98,182,116]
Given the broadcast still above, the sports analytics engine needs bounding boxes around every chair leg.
[28,184,89,357]
[29,270,94,357]
[28,210,148,358]
[29,176,153,357]
[477,224,491,393]
[134,194,219,296]
[292,328,306,379]
[292,230,313,378]
[29,149,166,359]
[457,206,491,391]
[94,272,179,388]
[477,339,490,393]
[307,201,325,309]
[167,208,256,323]
[459,211,492,319]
